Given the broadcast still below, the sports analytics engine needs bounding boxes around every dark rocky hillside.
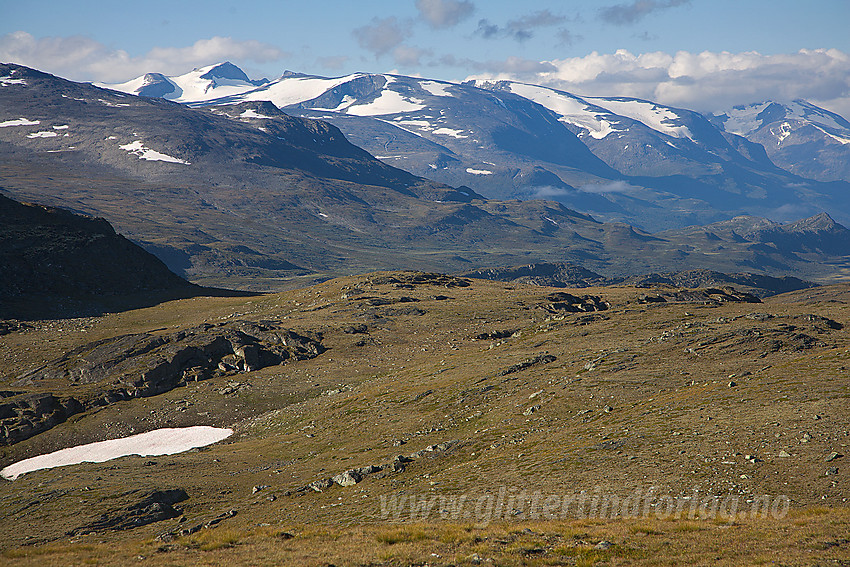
[0,193,198,318]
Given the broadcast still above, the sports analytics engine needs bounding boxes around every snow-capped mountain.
[6,62,850,286]
[102,63,850,230]
[710,100,850,183]
[476,80,779,177]
[99,62,269,104]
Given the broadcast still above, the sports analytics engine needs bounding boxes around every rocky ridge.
[2,320,324,446]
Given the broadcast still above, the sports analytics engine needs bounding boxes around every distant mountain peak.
[783,212,842,233]
[199,62,250,82]
[137,72,175,98]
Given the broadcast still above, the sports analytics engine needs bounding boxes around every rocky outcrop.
[538,292,609,313]
[0,393,84,446]
[15,320,323,388]
[499,355,558,377]
[70,489,189,535]
[619,269,816,298]
[300,441,459,493]
[637,287,761,304]
[2,321,324,445]
[461,263,607,288]
[367,272,471,288]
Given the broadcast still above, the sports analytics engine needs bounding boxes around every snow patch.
[318,95,356,112]
[0,76,26,86]
[396,119,434,130]
[1,426,232,480]
[52,124,69,130]
[588,97,693,139]
[466,168,493,175]
[119,140,190,164]
[98,99,130,108]
[773,122,793,145]
[506,83,619,139]
[241,74,363,108]
[27,131,58,138]
[0,118,40,127]
[240,109,273,119]
[419,81,452,97]
[433,127,468,138]
[816,125,850,145]
[718,102,771,135]
[347,90,426,116]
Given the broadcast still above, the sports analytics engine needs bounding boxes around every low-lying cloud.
[579,181,642,194]
[0,31,286,82]
[465,48,850,117]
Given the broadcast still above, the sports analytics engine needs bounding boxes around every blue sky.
[3,0,850,114]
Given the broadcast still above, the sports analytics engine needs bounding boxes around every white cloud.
[465,48,850,117]
[415,0,474,28]
[392,45,432,67]
[0,31,286,82]
[475,10,566,42]
[352,17,406,57]
[598,0,691,25]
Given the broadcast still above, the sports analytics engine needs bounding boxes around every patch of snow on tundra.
[1,426,232,480]
[466,168,493,175]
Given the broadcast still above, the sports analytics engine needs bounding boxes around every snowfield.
[0,118,40,127]
[506,82,620,140]
[242,74,363,108]
[119,140,190,164]
[716,100,850,138]
[588,97,694,140]
[419,81,453,97]
[347,89,427,116]
[240,109,273,119]
[433,127,468,138]
[1,426,233,480]
[27,131,58,138]
[0,75,26,86]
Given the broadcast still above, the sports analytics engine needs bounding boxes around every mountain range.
[2,62,850,289]
[102,62,850,231]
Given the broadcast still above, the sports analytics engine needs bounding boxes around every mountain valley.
[4,63,850,290]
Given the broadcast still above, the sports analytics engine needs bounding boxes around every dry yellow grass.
[2,509,848,566]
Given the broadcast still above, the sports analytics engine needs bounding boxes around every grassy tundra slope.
[0,271,848,565]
